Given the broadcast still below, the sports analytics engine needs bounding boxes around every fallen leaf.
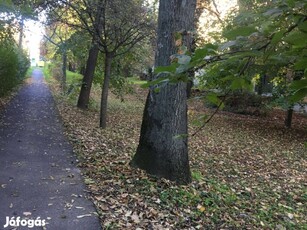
[197,204,206,212]
[131,213,140,223]
[23,212,32,216]
[77,214,92,218]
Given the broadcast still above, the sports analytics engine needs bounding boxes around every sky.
[23,20,44,66]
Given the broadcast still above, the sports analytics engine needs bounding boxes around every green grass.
[42,62,83,84]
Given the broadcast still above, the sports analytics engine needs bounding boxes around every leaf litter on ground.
[48,81,306,229]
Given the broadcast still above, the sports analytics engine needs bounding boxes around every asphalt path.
[0,69,101,229]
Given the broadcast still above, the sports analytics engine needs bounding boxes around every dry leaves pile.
[51,84,306,229]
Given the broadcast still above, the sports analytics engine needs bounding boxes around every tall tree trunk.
[62,49,67,92]
[77,42,100,109]
[100,52,113,128]
[130,0,196,184]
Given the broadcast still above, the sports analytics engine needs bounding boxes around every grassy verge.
[42,64,52,81]
[47,74,307,229]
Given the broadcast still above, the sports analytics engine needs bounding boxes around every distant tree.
[47,0,155,127]
[76,2,104,109]
[45,0,101,105]
[97,1,154,128]
[0,0,47,48]
[44,23,72,91]
[130,0,197,184]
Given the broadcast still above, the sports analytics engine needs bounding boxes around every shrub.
[223,91,269,116]
[0,35,30,96]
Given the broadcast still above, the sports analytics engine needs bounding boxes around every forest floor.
[48,78,307,229]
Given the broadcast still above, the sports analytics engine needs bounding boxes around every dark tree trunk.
[77,1,104,109]
[130,0,196,184]
[285,108,293,128]
[100,52,114,128]
[62,49,67,92]
[77,43,100,109]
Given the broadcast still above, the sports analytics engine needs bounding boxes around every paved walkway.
[0,69,101,229]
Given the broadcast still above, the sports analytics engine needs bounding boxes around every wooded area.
[0,0,306,228]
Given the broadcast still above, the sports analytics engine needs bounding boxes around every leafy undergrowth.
[0,69,34,111]
[50,82,306,229]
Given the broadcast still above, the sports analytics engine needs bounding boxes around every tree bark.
[77,1,104,109]
[285,108,293,128]
[62,49,67,92]
[18,16,24,49]
[130,0,196,184]
[100,52,113,128]
[77,42,100,109]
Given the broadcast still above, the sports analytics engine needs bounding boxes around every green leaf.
[141,77,169,88]
[284,31,307,47]
[154,87,161,93]
[291,88,307,102]
[298,20,307,33]
[224,26,257,40]
[230,78,246,90]
[294,58,307,70]
[290,79,307,90]
[192,44,218,62]
[220,41,236,51]
[286,0,295,7]
[206,92,224,108]
[271,31,284,45]
[192,115,209,127]
[192,48,209,61]
[154,64,178,74]
[175,64,190,74]
[177,55,191,65]
[263,8,283,17]
[173,134,188,140]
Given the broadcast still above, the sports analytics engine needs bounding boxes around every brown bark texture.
[130,0,196,184]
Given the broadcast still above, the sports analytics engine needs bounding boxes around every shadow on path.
[0,69,101,229]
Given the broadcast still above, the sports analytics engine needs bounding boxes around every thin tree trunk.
[130,0,196,184]
[100,52,113,128]
[285,108,293,128]
[77,1,104,109]
[62,49,67,92]
[18,17,24,49]
[77,42,100,109]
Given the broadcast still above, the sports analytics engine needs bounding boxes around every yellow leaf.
[197,204,206,212]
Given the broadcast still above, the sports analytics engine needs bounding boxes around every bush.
[0,36,30,96]
[223,91,269,116]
